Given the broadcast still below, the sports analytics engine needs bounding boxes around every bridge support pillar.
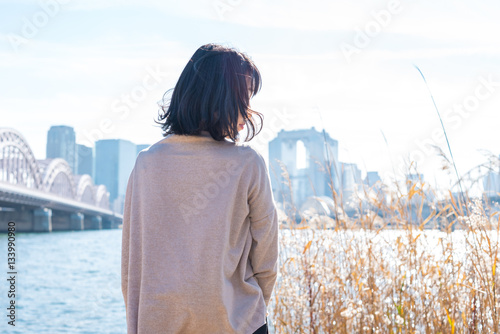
[102,218,112,229]
[33,208,52,232]
[70,213,84,230]
[88,216,102,230]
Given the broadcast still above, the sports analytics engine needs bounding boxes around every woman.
[121,44,279,334]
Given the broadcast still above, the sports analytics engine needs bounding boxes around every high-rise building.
[269,127,340,208]
[95,139,136,213]
[364,171,381,187]
[46,125,77,173]
[77,144,93,178]
[340,162,362,194]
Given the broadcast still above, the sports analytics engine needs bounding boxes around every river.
[0,229,126,334]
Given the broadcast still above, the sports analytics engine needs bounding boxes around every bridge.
[0,128,122,232]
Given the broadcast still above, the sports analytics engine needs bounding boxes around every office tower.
[46,125,77,173]
[77,144,93,178]
[95,139,136,213]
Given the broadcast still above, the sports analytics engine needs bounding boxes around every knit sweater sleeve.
[247,151,279,307]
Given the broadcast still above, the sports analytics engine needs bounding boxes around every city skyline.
[1,0,499,192]
[21,123,500,197]
[1,123,498,225]
[4,118,499,196]
[43,124,146,214]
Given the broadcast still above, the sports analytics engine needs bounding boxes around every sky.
[1,0,499,193]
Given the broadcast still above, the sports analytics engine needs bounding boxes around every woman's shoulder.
[130,137,166,171]
[132,136,266,173]
[232,143,267,171]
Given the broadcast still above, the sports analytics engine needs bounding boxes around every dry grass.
[269,164,500,333]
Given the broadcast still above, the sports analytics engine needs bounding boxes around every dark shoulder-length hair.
[156,43,263,142]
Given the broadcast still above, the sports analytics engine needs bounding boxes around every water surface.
[0,229,126,334]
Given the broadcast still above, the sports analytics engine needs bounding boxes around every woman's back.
[122,131,278,333]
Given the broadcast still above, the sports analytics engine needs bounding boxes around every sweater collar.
[166,131,215,142]
[165,131,237,144]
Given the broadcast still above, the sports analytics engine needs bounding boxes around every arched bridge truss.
[0,128,110,209]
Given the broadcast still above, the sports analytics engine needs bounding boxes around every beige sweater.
[121,131,279,334]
